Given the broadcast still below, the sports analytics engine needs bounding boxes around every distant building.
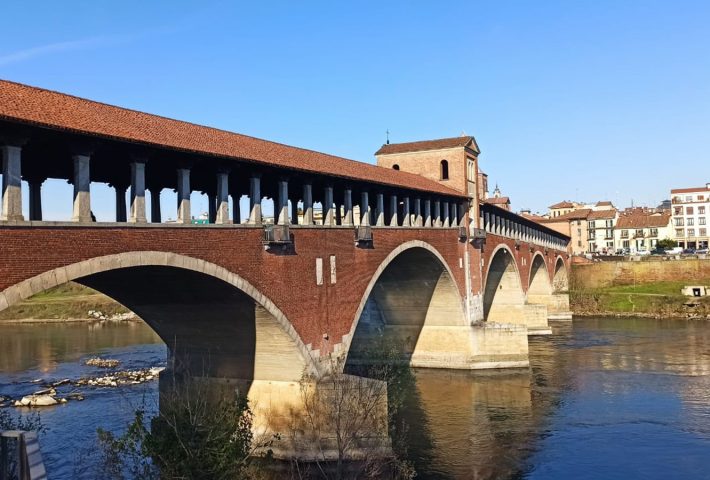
[587,208,618,253]
[526,208,591,255]
[483,184,511,211]
[671,183,709,250]
[548,201,579,218]
[615,208,673,253]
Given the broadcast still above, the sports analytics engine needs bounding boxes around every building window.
[650,228,658,237]
[686,196,692,202]
[700,228,707,237]
[700,217,706,226]
[440,160,449,180]
[699,195,705,201]
[688,229,695,237]
[635,229,644,237]
[687,207,694,215]
[699,206,706,214]
[606,241,614,248]
[621,229,628,238]
[623,240,630,248]
[605,229,613,239]
[675,218,684,226]
[392,164,400,170]
[688,218,694,226]
[606,219,613,227]
[674,207,683,215]
[676,228,684,237]
[588,221,596,229]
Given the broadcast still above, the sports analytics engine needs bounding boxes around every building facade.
[615,209,673,253]
[671,183,710,250]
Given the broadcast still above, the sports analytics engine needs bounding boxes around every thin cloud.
[0,27,179,67]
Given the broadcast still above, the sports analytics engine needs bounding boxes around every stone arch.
[0,252,317,380]
[552,256,569,293]
[343,240,465,369]
[527,252,553,305]
[483,245,526,322]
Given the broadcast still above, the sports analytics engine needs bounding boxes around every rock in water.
[19,394,59,407]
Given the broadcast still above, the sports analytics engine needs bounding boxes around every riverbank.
[0,282,131,323]
[570,280,710,319]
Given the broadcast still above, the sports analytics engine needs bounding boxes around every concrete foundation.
[486,303,552,335]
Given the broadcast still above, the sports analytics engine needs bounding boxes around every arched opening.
[345,245,465,369]
[0,255,313,385]
[527,254,553,306]
[440,160,449,180]
[483,247,526,322]
[392,164,400,170]
[553,257,569,293]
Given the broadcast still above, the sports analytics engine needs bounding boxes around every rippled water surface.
[1,317,709,479]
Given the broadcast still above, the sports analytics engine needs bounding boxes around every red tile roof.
[587,209,617,219]
[375,136,479,155]
[0,79,465,198]
[671,186,710,194]
[595,201,613,207]
[616,212,671,229]
[545,208,592,221]
[484,196,510,205]
[549,201,576,209]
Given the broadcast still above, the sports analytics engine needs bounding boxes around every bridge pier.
[1,144,23,222]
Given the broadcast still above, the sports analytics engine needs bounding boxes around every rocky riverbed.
[0,357,164,409]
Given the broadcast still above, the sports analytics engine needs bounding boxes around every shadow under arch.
[527,253,553,305]
[552,256,569,292]
[343,240,466,369]
[0,252,317,383]
[483,245,526,322]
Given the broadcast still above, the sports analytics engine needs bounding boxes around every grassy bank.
[570,279,710,318]
[0,282,130,321]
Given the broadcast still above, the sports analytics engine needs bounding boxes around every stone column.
[324,185,335,226]
[249,174,262,225]
[215,171,230,224]
[401,196,411,227]
[232,194,241,224]
[176,167,191,223]
[1,145,23,221]
[207,192,217,224]
[442,201,450,227]
[129,161,147,223]
[360,191,370,226]
[424,199,432,227]
[150,187,162,223]
[335,202,342,225]
[277,179,289,225]
[303,183,314,225]
[389,194,398,227]
[450,203,458,228]
[414,198,422,227]
[27,178,43,221]
[433,200,441,227]
[375,193,385,226]
[343,188,353,226]
[115,185,128,222]
[290,197,299,225]
[72,154,92,223]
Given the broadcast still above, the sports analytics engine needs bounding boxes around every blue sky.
[1,1,709,219]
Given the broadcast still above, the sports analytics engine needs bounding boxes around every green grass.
[0,282,129,321]
[601,280,707,296]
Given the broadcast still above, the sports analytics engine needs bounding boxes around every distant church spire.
[493,183,502,198]
[386,129,390,145]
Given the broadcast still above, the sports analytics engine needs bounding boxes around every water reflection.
[0,321,162,373]
[1,317,710,479]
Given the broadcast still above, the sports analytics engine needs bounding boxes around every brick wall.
[571,258,710,289]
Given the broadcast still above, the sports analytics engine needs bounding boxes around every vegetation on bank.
[570,279,710,317]
[0,282,129,321]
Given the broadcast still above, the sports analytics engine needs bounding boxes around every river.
[1,317,709,479]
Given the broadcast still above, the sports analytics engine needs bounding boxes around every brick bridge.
[0,80,569,449]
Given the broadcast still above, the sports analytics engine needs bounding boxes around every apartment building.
[671,183,710,250]
[615,209,673,253]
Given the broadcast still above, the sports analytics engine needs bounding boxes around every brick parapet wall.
[571,258,710,290]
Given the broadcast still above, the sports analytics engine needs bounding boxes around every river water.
[1,317,709,479]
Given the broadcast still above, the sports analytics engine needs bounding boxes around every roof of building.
[595,201,613,207]
[587,209,617,219]
[546,208,593,222]
[616,211,671,229]
[549,201,576,209]
[375,136,480,156]
[671,185,710,194]
[0,79,465,198]
[484,196,510,205]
